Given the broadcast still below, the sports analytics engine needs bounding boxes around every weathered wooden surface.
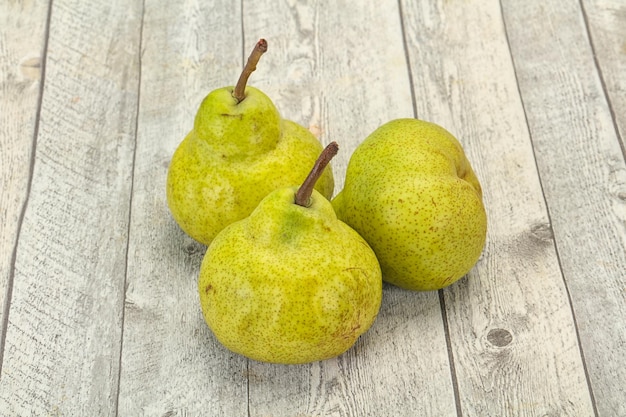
[502,0,626,414]
[0,0,49,341]
[1,0,625,416]
[116,2,248,416]
[0,0,141,414]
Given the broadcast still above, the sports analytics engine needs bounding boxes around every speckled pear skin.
[166,86,334,246]
[198,187,382,364]
[332,119,487,291]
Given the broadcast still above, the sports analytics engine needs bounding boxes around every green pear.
[198,143,382,364]
[167,39,334,245]
[332,119,487,291]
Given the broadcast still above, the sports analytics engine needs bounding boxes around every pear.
[333,119,487,291]
[198,143,382,364]
[167,39,334,245]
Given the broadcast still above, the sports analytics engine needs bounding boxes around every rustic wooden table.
[1,0,625,416]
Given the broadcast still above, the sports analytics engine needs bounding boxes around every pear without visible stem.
[167,39,334,245]
[198,143,382,364]
[333,119,487,291]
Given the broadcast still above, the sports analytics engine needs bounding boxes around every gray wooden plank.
[115,2,249,415]
[248,287,455,417]
[0,0,142,414]
[401,0,596,415]
[502,0,626,415]
[0,0,49,339]
[243,2,457,416]
[0,1,619,416]
[583,0,626,149]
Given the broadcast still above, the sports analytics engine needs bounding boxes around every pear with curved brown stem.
[198,143,382,364]
[167,39,334,245]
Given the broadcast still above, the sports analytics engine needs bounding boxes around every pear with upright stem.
[198,143,382,364]
[167,39,334,245]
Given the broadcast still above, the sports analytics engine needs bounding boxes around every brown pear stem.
[295,142,339,207]
[233,39,268,103]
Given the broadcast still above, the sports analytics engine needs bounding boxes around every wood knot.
[530,222,553,242]
[487,328,513,347]
[20,56,42,81]
[184,242,200,255]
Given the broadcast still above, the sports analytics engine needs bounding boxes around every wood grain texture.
[241,0,416,191]
[115,2,249,416]
[583,0,626,149]
[401,0,595,415]
[0,0,142,414]
[243,1,456,416]
[3,0,626,415]
[502,0,626,415]
[248,287,455,417]
[0,0,49,336]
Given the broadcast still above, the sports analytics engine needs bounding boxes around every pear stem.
[233,39,268,103]
[295,142,339,207]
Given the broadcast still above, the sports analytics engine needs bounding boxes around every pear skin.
[167,94,333,245]
[198,144,381,364]
[199,187,381,364]
[333,119,487,291]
